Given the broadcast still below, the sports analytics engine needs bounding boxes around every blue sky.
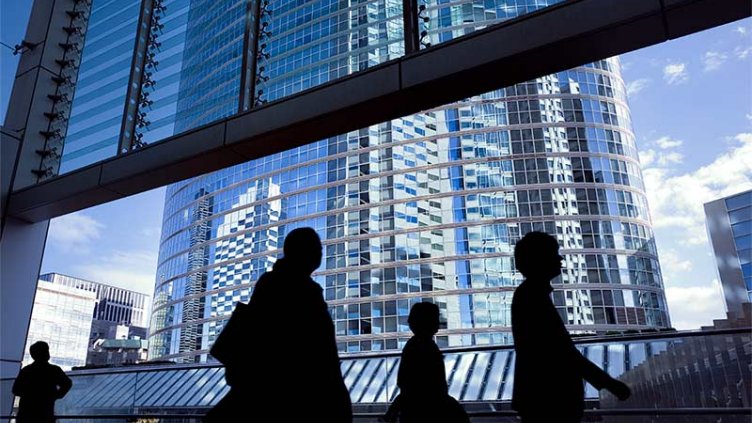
[2,2,750,329]
[0,1,30,121]
[620,20,752,329]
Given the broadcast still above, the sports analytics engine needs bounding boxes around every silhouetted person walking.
[12,341,72,423]
[511,232,631,423]
[385,302,469,423]
[207,227,352,422]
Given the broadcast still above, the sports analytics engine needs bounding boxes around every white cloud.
[74,249,158,296]
[639,149,656,167]
[48,213,105,253]
[657,151,684,166]
[735,45,752,60]
[625,78,650,96]
[659,249,693,275]
[663,63,689,85]
[702,51,727,72]
[643,133,752,245]
[665,280,725,330]
[140,227,162,240]
[654,136,683,149]
[746,113,752,121]
[640,149,683,168]
[736,26,748,36]
[639,137,684,168]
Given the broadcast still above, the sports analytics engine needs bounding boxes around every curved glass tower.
[149,0,670,362]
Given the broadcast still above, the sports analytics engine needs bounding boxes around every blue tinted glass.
[726,191,752,211]
[255,0,404,104]
[448,354,474,398]
[732,220,752,238]
[462,352,491,400]
[59,0,141,174]
[738,249,751,265]
[134,0,191,144]
[171,0,245,134]
[421,0,564,49]
[729,206,751,224]
[149,29,660,359]
[742,263,751,279]
[734,234,752,251]
[126,0,244,149]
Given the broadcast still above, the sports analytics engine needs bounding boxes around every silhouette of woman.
[511,232,631,423]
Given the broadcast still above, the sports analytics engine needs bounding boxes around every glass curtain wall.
[148,0,669,362]
[52,0,569,175]
[59,0,142,173]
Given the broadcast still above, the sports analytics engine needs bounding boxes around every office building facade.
[57,0,143,173]
[142,1,669,362]
[704,190,752,314]
[23,280,97,370]
[37,273,150,364]
[40,273,150,328]
[30,0,668,363]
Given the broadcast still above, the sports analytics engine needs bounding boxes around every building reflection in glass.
[148,0,669,362]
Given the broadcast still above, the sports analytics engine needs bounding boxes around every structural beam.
[1,0,85,419]
[7,0,751,222]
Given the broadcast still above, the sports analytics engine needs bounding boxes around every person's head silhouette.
[408,302,440,338]
[283,227,322,274]
[29,341,50,363]
[514,232,563,282]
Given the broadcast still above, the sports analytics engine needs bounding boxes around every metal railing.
[3,327,748,422]
[2,408,751,421]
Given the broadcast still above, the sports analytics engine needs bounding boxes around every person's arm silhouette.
[11,368,28,398]
[55,366,72,399]
[575,352,631,399]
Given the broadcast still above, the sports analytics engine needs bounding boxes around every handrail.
[345,326,752,358]
[63,326,751,376]
[2,407,751,419]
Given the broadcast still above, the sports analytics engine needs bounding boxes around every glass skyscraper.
[39,273,150,329]
[147,0,670,362]
[59,0,143,173]
[705,190,752,314]
[24,279,97,370]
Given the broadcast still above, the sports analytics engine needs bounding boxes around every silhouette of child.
[384,302,469,423]
[12,341,72,423]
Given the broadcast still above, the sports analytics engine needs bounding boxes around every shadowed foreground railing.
[5,327,750,422]
[3,407,751,422]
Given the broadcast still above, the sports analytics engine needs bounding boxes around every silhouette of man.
[232,227,352,422]
[511,232,631,423]
[386,302,469,423]
[12,341,72,423]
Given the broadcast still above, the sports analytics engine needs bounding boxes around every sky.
[0,1,30,121]
[1,2,750,329]
[620,20,752,329]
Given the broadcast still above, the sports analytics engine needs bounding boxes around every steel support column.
[0,0,82,419]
